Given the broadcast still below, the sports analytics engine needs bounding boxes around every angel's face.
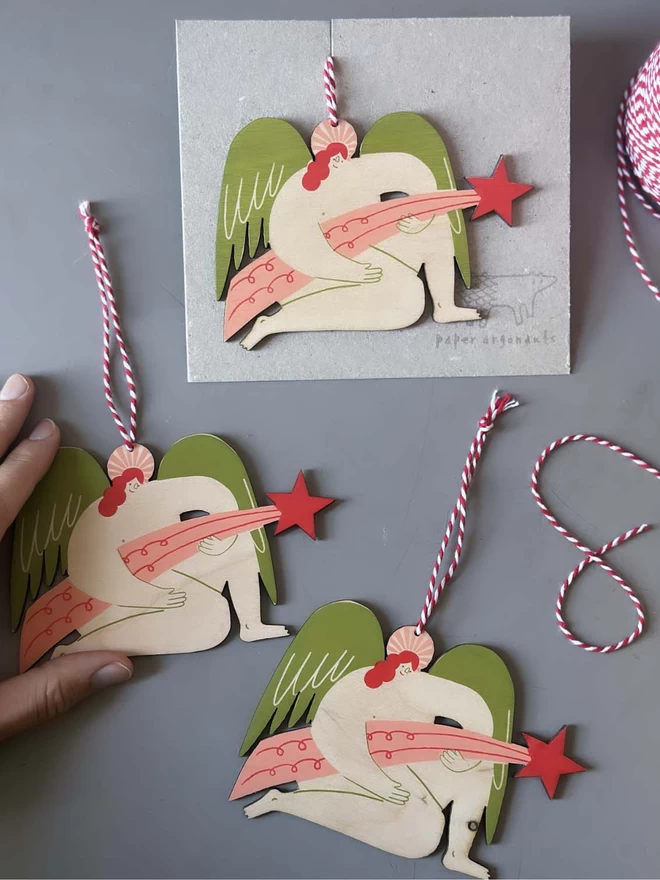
[396,662,415,678]
[126,478,142,495]
[331,153,347,170]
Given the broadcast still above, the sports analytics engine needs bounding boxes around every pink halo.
[386,626,435,670]
[107,444,155,482]
[310,119,358,158]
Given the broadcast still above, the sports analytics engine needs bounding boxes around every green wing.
[429,644,515,844]
[360,111,471,288]
[216,118,311,298]
[157,433,278,604]
[10,447,109,630]
[240,600,385,755]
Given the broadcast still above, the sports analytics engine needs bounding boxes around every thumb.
[0,651,133,743]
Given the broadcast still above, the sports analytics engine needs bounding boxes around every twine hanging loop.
[78,201,138,450]
[415,391,519,635]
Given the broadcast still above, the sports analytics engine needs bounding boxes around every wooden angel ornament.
[12,435,334,671]
[231,394,584,879]
[232,603,585,880]
[217,113,491,348]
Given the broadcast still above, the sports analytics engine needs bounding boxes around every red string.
[415,391,519,635]
[323,56,338,127]
[616,42,660,301]
[78,201,137,450]
[531,435,659,652]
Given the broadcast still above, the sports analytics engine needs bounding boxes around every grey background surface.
[1,1,660,878]
[179,16,570,381]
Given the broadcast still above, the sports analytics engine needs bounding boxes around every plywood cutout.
[12,438,334,670]
[233,602,585,880]
[217,113,491,348]
[466,156,534,226]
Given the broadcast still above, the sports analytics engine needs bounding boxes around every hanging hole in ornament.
[380,191,409,202]
[180,509,210,522]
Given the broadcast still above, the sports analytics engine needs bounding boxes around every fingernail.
[29,418,56,440]
[90,662,133,691]
[0,374,29,401]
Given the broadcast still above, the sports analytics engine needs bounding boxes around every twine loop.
[415,390,519,635]
[78,200,137,450]
[531,435,660,652]
[323,56,338,127]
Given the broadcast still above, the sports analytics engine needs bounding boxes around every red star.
[466,156,534,225]
[266,471,334,540]
[515,727,586,798]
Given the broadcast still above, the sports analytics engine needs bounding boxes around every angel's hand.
[440,749,481,773]
[325,261,382,285]
[0,374,133,744]
[373,780,410,805]
[152,589,187,609]
[397,214,432,235]
[198,535,228,556]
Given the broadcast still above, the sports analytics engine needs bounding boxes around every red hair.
[364,650,419,689]
[302,142,348,192]
[98,467,145,518]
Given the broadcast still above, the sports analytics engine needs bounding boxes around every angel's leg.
[380,215,479,324]
[244,769,445,859]
[176,534,288,642]
[54,572,231,656]
[442,792,491,880]
[240,253,426,349]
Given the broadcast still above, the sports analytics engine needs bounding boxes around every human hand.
[0,374,133,744]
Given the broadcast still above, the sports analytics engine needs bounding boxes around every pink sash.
[20,505,281,671]
[224,190,480,340]
[230,721,529,800]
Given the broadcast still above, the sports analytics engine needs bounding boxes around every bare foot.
[433,306,481,324]
[240,623,289,642]
[244,789,280,818]
[443,852,490,879]
[241,316,271,351]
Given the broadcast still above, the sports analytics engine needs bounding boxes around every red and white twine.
[78,201,137,449]
[415,391,519,635]
[617,42,660,302]
[531,435,660,653]
[323,56,338,127]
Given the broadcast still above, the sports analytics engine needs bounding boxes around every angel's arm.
[311,677,409,802]
[404,674,494,736]
[148,476,239,520]
[269,182,381,284]
[358,152,438,197]
[68,524,185,609]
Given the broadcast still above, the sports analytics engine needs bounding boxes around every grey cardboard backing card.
[177,17,570,381]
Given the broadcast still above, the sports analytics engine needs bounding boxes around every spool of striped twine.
[617,42,660,301]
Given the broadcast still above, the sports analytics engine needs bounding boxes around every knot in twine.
[78,200,100,235]
[478,392,517,434]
